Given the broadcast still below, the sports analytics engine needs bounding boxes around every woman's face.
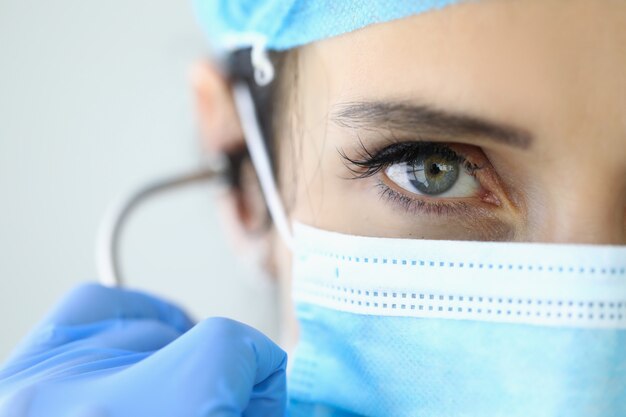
[277,0,626,244]
[266,0,626,345]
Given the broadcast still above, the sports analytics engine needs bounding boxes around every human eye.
[384,144,479,197]
[339,141,501,215]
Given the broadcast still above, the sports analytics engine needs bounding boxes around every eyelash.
[339,141,481,179]
[339,141,485,215]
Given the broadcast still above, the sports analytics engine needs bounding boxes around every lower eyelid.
[376,178,516,240]
[376,178,481,216]
[375,179,513,243]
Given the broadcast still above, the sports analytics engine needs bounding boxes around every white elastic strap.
[232,81,294,250]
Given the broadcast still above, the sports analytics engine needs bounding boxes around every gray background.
[0,0,278,361]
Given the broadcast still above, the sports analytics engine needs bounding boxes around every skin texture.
[192,0,626,350]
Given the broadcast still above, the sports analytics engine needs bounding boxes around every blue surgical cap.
[194,0,467,53]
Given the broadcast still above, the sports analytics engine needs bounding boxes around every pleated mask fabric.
[288,222,626,417]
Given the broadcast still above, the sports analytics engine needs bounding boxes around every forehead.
[297,0,626,142]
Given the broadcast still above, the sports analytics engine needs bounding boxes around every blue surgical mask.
[286,222,626,417]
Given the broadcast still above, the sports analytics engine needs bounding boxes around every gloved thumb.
[102,317,288,417]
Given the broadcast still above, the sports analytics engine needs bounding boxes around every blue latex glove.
[0,283,287,417]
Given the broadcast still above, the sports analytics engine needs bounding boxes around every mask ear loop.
[231,80,294,251]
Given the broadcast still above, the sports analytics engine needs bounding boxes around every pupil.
[429,163,441,175]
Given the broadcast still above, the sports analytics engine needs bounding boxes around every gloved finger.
[0,319,182,380]
[107,317,287,417]
[42,283,194,333]
[6,284,191,363]
[74,319,184,352]
[21,318,185,354]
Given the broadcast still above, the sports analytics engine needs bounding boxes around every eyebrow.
[331,101,533,149]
